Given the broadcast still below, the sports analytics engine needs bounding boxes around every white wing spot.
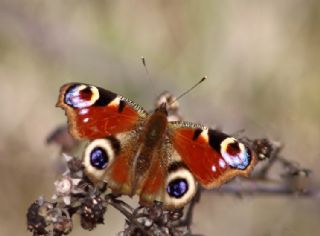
[211,165,217,172]
[83,118,89,123]
[219,159,226,168]
[200,128,209,142]
[79,108,89,115]
[109,97,121,107]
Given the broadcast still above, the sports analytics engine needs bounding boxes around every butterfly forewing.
[168,121,256,188]
[57,83,147,139]
[82,130,143,195]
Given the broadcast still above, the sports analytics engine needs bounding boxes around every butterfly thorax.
[132,104,168,190]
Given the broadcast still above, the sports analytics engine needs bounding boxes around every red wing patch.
[139,158,165,205]
[169,122,256,188]
[105,154,133,195]
[57,83,147,139]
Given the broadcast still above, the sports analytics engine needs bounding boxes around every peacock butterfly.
[57,83,256,209]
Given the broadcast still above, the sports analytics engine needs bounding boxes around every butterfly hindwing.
[138,142,198,209]
[169,121,256,189]
[57,83,147,139]
[138,155,166,205]
[82,130,142,195]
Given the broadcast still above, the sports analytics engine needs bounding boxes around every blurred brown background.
[0,0,319,235]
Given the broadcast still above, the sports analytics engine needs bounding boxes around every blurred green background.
[0,0,319,235]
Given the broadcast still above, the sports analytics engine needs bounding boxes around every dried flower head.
[80,195,106,231]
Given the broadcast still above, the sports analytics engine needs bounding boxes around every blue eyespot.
[167,178,188,198]
[64,85,94,108]
[90,147,108,169]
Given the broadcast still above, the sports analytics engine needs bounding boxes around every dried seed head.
[52,215,73,236]
[146,202,163,220]
[26,201,49,236]
[55,177,73,197]
[252,138,273,160]
[64,154,83,174]
[168,209,184,221]
[80,196,106,231]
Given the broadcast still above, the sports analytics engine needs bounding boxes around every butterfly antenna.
[170,76,207,105]
[141,57,157,94]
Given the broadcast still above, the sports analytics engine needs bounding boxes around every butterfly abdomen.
[133,108,168,186]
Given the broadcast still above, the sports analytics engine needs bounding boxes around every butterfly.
[57,83,256,209]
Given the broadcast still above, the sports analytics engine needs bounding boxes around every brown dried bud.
[26,201,49,236]
[252,138,273,160]
[80,196,106,231]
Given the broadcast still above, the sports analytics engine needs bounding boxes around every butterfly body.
[57,83,256,209]
[126,105,168,196]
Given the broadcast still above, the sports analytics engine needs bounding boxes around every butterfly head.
[154,102,168,117]
[156,91,179,111]
[155,92,182,122]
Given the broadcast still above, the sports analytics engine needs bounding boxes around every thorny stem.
[107,197,133,220]
[108,196,154,236]
[108,194,134,212]
[211,178,319,197]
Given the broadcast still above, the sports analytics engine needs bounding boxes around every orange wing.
[138,157,166,205]
[82,132,141,196]
[138,145,198,209]
[169,121,256,188]
[57,83,147,139]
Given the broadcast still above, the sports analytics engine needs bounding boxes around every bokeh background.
[0,0,319,235]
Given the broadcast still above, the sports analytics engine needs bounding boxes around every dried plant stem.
[210,178,319,198]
